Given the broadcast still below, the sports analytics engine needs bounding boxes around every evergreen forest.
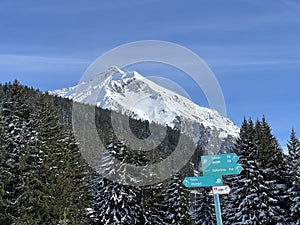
[0,81,299,224]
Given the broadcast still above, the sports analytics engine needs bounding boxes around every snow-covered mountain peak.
[51,66,239,142]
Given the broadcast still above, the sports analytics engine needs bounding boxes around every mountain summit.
[51,66,239,150]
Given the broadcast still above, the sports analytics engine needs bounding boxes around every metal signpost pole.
[213,194,223,225]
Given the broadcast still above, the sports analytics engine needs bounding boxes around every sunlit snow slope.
[51,66,239,142]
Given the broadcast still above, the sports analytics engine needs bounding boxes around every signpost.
[201,153,239,170]
[203,164,243,176]
[183,153,243,225]
[183,175,223,188]
[212,185,231,195]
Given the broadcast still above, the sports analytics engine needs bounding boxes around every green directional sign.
[192,153,242,225]
[183,175,223,188]
[201,153,239,170]
[203,163,243,176]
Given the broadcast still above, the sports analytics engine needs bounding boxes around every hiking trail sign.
[183,153,243,225]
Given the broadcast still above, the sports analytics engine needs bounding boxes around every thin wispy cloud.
[207,58,300,67]
[0,54,89,66]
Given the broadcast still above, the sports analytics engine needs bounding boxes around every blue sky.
[0,0,300,148]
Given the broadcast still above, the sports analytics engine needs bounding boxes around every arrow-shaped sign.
[212,185,231,195]
[183,175,223,188]
[203,164,243,176]
[201,153,239,170]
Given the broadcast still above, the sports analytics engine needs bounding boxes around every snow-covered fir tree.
[224,118,262,224]
[256,118,289,224]
[163,172,192,225]
[142,182,170,225]
[93,177,144,225]
[286,129,300,223]
[224,118,289,224]
[0,81,32,224]
[190,187,216,225]
[0,109,7,222]
[0,82,92,224]
[92,141,144,225]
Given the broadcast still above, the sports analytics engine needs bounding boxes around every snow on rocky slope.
[51,66,239,149]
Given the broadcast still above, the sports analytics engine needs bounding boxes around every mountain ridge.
[50,66,239,150]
